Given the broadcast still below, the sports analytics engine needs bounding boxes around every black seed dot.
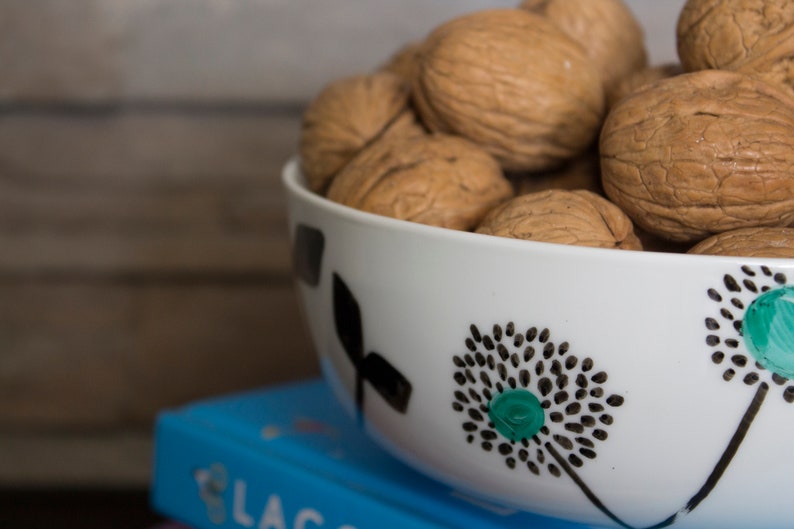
[761,266,772,276]
[511,353,520,368]
[497,363,508,381]
[706,335,720,346]
[576,373,588,388]
[466,434,474,443]
[483,388,493,401]
[589,402,604,413]
[543,343,555,359]
[550,411,564,423]
[551,360,562,376]
[465,338,477,351]
[705,318,720,330]
[708,288,722,302]
[536,448,545,463]
[499,443,513,455]
[558,342,570,356]
[592,429,608,441]
[508,376,517,389]
[784,387,794,403]
[526,327,538,342]
[581,358,594,372]
[470,325,482,342]
[497,344,510,361]
[600,414,614,425]
[565,402,581,415]
[580,448,597,459]
[480,403,489,413]
[519,369,531,387]
[493,324,503,342]
[463,422,478,432]
[762,285,771,292]
[606,395,625,407]
[540,426,550,436]
[481,430,497,440]
[475,352,486,366]
[582,415,597,427]
[535,361,545,376]
[775,273,787,284]
[590,387,604,398]
[591,371,608,384]
[483,335,495,350]
[755,361,763,369]
[482,441,493,451]
[506,322,515,336]
[480,371,492,388]
[453,356,466,367]
[496,381,504,393]
[548,464,561,477]
[743,279,758,293]
[726,338,740,349]
[721,308,734,320]
[772,373,788,386]
[518,449,528,461]
[565,356,578,370]
[465,369,476,383]
[741,265,755,277]
[539,328,550,343]
[524,346,535,362]
[724,274,740,292]
[731,355,747,367]
[506,457,516,469]
[452,402,463,411]
[468,388,482,402]
[557,374,569,390]
[731,298,744,309]
[712,351,725,364]
[541,400,551,409]
[454,372,466,385]
[554,391,569,404]
[565,422,585,434]
[568,454,583,467]
[575,389,588,400]
[471,409,489,424]
[539,377,553,396]
[576,437,594,448]
[527,461,540,475]
[743,372,760,385]
[724,369,736,381]
[487,355,496,370]
[464,354,476,367]
[733,320,743,333]
[454,391,469,403]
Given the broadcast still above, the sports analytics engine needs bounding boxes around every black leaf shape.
[363,352,413,413]
[292,224,325,286]
[333,273,363,364]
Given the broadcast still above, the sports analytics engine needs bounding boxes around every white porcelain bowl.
[283,158,794,529]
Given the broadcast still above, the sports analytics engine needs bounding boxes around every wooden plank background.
[0,0,686,485]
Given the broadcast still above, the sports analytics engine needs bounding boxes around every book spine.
[151,413,452,529]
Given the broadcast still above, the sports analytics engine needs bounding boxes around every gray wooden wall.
[0,0,685,486]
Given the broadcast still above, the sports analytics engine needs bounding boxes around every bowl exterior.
[284,159,794,529]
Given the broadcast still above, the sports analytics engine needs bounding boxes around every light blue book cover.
[151,378,592,529]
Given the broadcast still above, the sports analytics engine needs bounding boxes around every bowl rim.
[281,156,794,268]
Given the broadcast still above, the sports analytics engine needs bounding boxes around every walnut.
[299,71,424,194]
[677,0,794,97]
[475,189,642,250]
[379,41,423,84]
[509,148,602,196]
[412,9,605,173]
[688,227,794,258]
[600,69,794,244]
[606,62,684,109]
[326,133,514,230]
[519,0,648,103]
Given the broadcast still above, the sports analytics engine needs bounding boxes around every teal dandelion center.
[743,286,794,379]
[488,389,545,441]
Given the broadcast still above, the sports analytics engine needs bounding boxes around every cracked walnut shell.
[688,227,794,258]
[600,69,794,244]
[326,133,514,231]
[299,71,424,194]
[412,9,605,173]
[476,189,642,250]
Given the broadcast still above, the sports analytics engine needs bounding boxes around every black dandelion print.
[705,266,794,402]
[452,323,632,528]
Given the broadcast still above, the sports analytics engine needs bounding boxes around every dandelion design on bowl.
[451,322,629,528]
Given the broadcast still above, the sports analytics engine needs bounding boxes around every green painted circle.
[488,389,545,442]
[742,286,794,379]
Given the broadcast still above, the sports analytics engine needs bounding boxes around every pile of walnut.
[299,0,794,258]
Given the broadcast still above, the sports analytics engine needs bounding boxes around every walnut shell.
[476,189,642,250]
[688,227,794,258]
[299,71,424,194]
[519,0,648,101]
[677,0,794,96]
[379,41,423,84]
[326,133,514,230]
[600,69,794,243]
[413,9,605,173]
[606,62,684,109]
[509,149,602,196]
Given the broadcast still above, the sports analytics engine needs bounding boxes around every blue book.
[151,378,593,529]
